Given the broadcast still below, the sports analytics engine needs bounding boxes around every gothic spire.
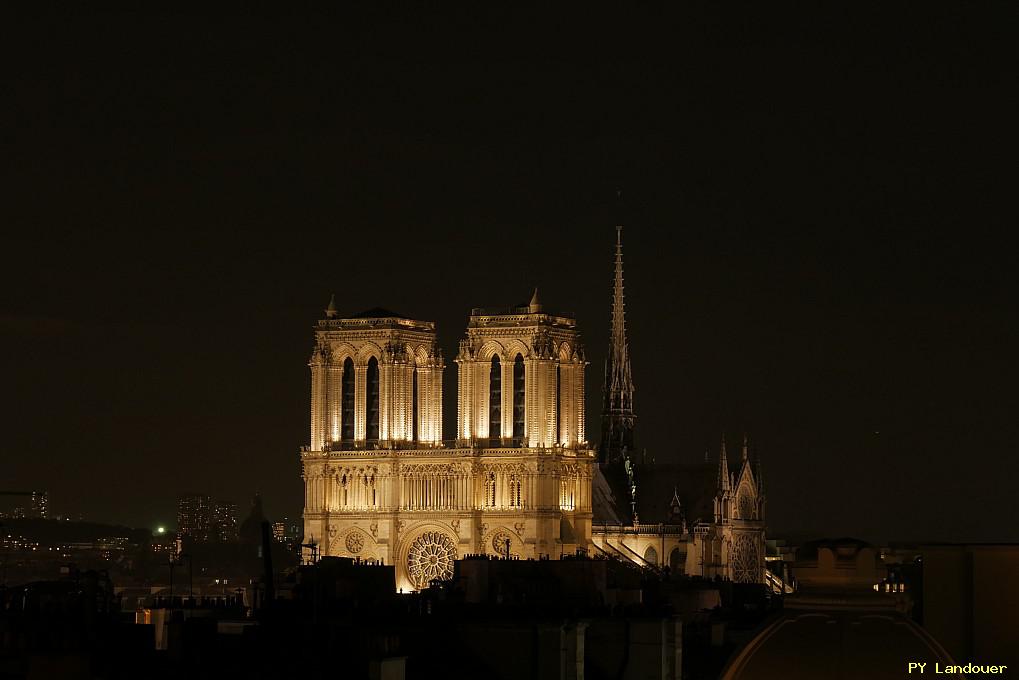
[606,226,634,410]
[741,432,749,461]
[528,287,542,313]
[325,293,337,318]
[599,224,637,463]
[718,433,731,492]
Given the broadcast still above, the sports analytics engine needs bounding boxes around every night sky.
[4,7,1016,542]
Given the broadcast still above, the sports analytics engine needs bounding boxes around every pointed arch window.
[489,356,502,439]
[412,367,419,442]
[513,354,525,439]
[737,487,755,519]
[366,357,380,442]
[341,358,354,441]
[555,363,561,444]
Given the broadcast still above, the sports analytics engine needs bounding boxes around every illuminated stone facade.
[308,303,444,451]
[588,227,768,585]
[302,298,595,591]
[591,435,768,584]
[715,436,767,584]
[301,229,768,590]
[456,290,586,448]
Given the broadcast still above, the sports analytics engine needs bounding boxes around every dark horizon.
[4,7,1016,544]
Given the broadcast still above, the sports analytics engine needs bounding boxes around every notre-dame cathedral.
[300,228,767,591]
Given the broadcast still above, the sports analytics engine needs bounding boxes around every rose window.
[345,531,365,554]
[407,531,457,589]
[491,531,511,556]
[731,533,761,583]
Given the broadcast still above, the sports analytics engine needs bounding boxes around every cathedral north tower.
[308,301,444,452]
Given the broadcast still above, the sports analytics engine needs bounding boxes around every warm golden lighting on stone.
[302,232,769,592]
[302,299,595,590]
[308,309,444,450]
[455,289,587,449]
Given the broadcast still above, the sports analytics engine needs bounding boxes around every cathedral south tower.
[455,289,587,449]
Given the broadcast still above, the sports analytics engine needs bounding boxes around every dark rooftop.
[595,461,721,527]
[349,307,410,319]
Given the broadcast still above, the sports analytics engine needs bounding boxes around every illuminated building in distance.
[0,490,49,519]
[589,228,768,584]
[212,502,239,542]
[176,494,213,543]
[30,491,48,519]
[301,228,768,589]
[177,495,240,544]
[301,295,594,591]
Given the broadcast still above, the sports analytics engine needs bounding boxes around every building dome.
[720,538,962,679]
